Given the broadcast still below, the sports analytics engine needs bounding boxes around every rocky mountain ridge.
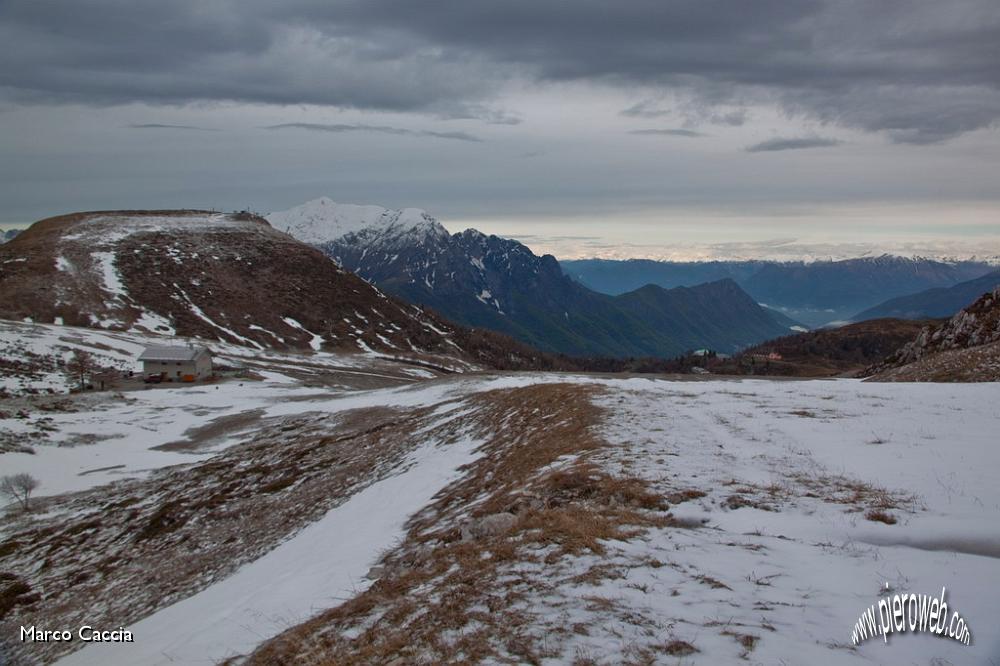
[0,210,555,370]
[270,200,791,358]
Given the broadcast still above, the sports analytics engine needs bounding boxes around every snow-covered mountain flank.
[267,197,448,246]
[0,210,554,370]
[267,199,791,358]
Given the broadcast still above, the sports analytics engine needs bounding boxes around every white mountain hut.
[138,344,213,382]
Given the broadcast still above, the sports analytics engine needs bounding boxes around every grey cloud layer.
[629,129,706,138]
[263,123,482,141]
[130,123,219,131]
[1,1,998,142]
[745,137,842,152]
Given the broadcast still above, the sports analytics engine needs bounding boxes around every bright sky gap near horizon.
[1,1,998,260]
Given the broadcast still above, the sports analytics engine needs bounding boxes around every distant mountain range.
[269,198,792,358]
[853,270,1000,321]
[563,257,996,327]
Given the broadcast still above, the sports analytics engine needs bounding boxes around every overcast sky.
[1,0,998,259]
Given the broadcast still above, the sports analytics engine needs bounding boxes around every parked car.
[144,372,166,384]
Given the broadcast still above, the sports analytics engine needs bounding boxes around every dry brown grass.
[662,639,698,656]
[665,488,707,504]
[694,574,732,591]
[721,629,760,657]
[0,574,39,620]
[789,473,917,514]
[718,472,916,532]
[246,383,675,665]
[864,509,898,525]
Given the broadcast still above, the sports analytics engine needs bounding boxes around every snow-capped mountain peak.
[266,198,449,245]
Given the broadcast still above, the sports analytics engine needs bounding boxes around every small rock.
[461,512,518,541]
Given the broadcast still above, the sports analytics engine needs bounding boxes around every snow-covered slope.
[57,434,482,666]
[244,377,1000,665]
[6,325,1000,665]
[0,210,556,368]
[266,197,449,245]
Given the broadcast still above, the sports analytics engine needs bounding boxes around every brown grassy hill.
[0,210,554,369]
[865,286,1000,382]
[711,318,937,377]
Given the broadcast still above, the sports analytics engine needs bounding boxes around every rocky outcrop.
[864,287,1000,381]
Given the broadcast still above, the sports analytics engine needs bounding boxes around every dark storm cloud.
[130,123,219,131]
[0,0,501,114]
[745,137,843,152]
[629,129,706,138]
[1,1,998,141]
[262,123,482,142]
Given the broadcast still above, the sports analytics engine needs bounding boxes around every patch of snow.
[561,377,1000,665]
[57,435,482,666]
[248,324,285,344]
[421,320,449,337]
[281,316,324,351]
[132,310,175,336]
[400,367,436,379]
[375,333,397,349]
[91,251,127,302]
